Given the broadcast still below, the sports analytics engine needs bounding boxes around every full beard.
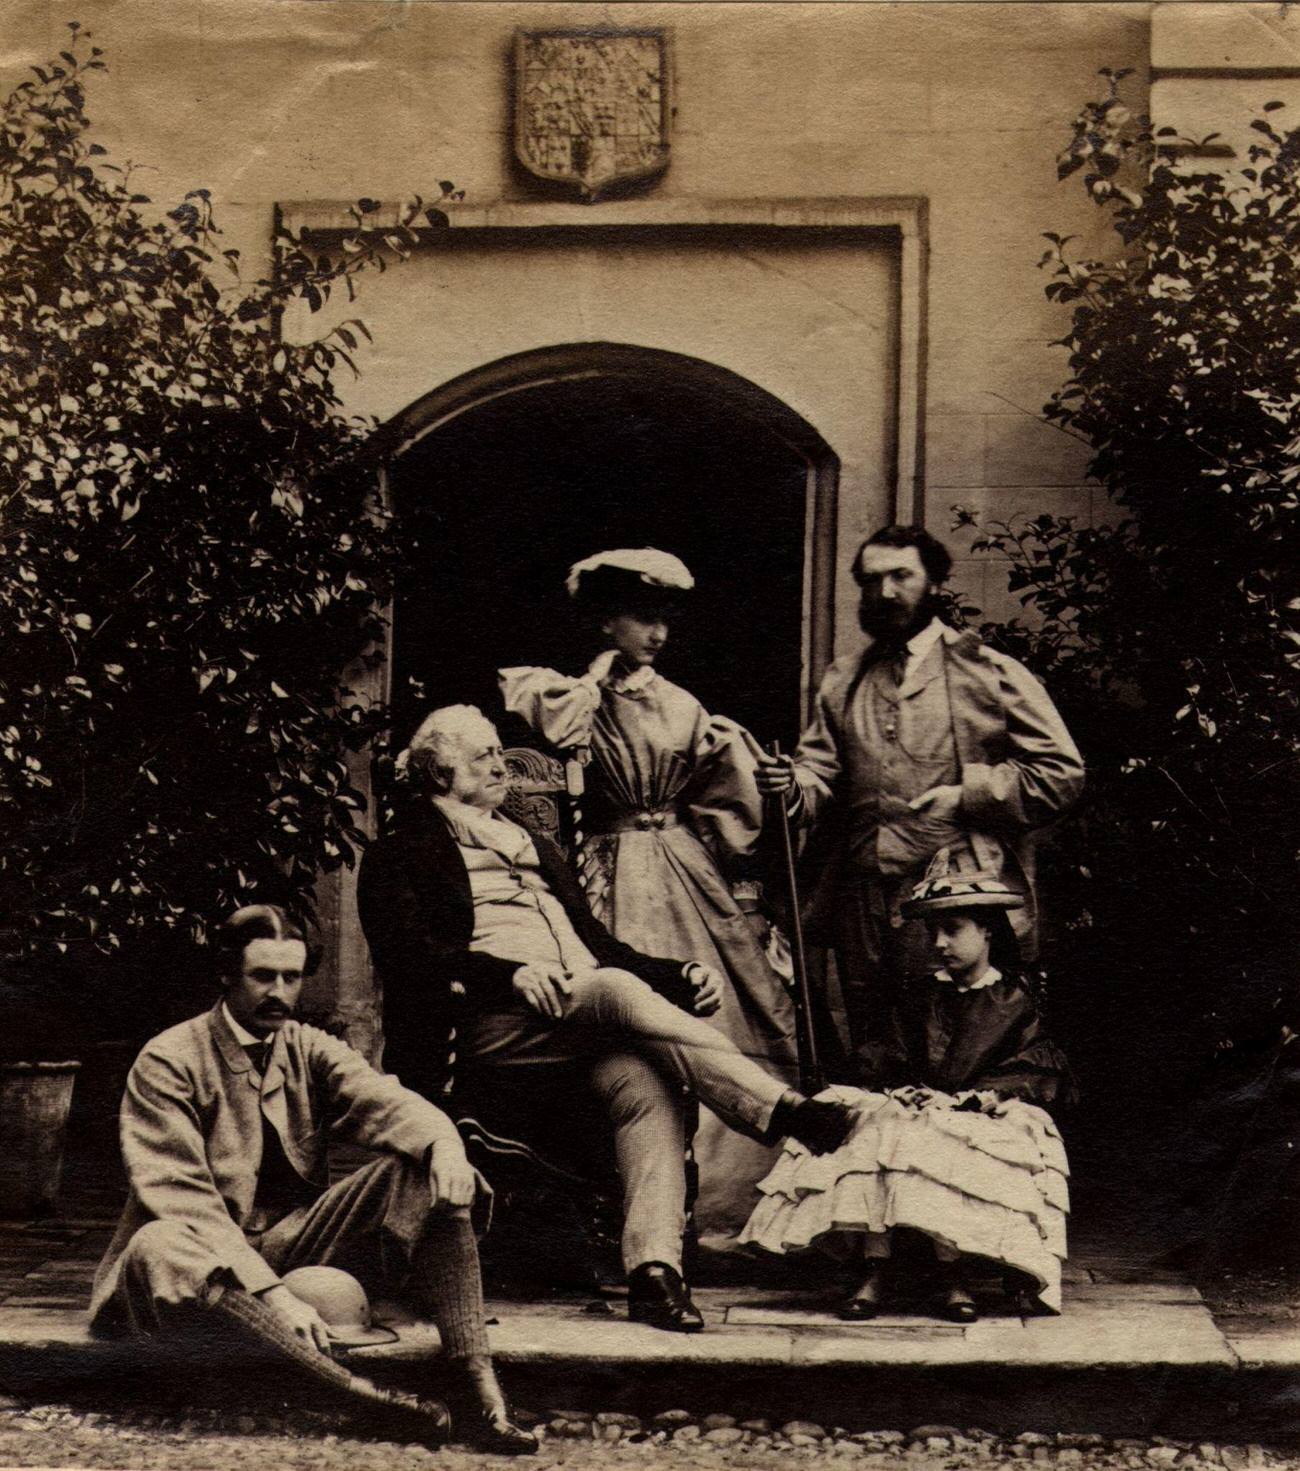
[858,588,942,646]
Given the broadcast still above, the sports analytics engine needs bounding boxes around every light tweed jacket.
[792,624,1085,947]
[90,1002,461,1327]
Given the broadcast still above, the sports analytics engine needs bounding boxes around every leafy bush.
[0,27,446,991]
[964,70,1300,1049]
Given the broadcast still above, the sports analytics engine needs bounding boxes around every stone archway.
[380,341,839,736]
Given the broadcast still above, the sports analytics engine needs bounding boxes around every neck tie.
[245,1041,270,1074]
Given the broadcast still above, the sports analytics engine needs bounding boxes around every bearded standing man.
[756,525,1084,1053]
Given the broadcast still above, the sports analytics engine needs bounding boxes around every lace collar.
[933,965,1002,994]
[604,664,658,698]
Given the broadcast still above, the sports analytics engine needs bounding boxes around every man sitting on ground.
[89,903,536,1456]
[358,704,853,1333]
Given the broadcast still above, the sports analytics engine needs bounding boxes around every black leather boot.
[444,1354,537,1455]
[837,1260,888,1321]
[627,1261,705,1333]
[936,1262,979,1323]
[767,1091,855,1155]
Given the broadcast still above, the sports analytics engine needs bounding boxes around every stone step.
[1,1282,1297,1439]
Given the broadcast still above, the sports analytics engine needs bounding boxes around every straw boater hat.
[899,848,1025,919]
[565,548,694,610]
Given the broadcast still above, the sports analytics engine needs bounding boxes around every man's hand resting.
[908,784,962,821]
[258,1283,332,1353]
[512,964,573,1019]
[684,963,724,1016]
[429,1138,477,1211]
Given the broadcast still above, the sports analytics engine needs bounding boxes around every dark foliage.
[0,28,450,1023]
[963,71,1300,1053]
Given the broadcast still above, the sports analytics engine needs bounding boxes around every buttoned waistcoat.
[356,812,691,1103]
[89,1003,460,1328]
[792,625,1085,946]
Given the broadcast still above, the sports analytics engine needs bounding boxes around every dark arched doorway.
[384,344,838,752]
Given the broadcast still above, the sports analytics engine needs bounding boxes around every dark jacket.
[855,971,1077,1113]
[357,810,691,1101]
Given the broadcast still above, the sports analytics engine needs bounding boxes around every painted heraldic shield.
[514,30,671,200]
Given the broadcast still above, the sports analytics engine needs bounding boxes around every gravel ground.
[0,1403,1296,1471]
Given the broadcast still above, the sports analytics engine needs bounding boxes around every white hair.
[395,704,498,792]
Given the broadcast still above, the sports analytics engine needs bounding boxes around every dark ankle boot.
[936,1262,979,1323]
[627,1262,705,1333]
[837,1260,888,1321]
[768,1091,855,1155]
[444,1355,537,1456]
[1002,1270,1044,1317]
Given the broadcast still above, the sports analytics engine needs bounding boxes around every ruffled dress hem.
[739,1086,1069,1314]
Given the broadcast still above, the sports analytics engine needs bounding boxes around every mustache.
[255,1001,295,1018]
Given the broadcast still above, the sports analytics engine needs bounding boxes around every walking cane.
[767,741,824,1097]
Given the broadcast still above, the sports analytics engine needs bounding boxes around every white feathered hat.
[565,547,695,602]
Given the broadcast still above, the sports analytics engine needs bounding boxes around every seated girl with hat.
[740,851,1075,1322]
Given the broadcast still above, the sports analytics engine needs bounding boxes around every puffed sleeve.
[499,665,602,753]
[686,706,768,865]
[959,654,1085,836]
[971,1011,1077,1111]
[955,984,1078,1112]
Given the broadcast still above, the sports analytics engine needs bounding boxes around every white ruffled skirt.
[739,1085,1070,1313]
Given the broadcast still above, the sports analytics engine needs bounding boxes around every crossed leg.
[557,968,788,1138]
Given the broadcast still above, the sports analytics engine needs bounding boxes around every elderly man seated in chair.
[358,704,852,1333]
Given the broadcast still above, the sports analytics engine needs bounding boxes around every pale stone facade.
[4,2,1293,1045]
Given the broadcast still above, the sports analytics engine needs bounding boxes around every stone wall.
[4,0,1153,624]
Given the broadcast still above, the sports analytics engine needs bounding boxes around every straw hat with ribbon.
[899,848,1026,919]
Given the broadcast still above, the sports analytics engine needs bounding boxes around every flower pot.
[0,1060,80,1218]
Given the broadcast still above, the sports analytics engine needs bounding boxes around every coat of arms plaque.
[514,29,671,201]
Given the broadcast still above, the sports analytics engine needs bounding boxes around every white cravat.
[432,795,539,866]
[901,617,944,685]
